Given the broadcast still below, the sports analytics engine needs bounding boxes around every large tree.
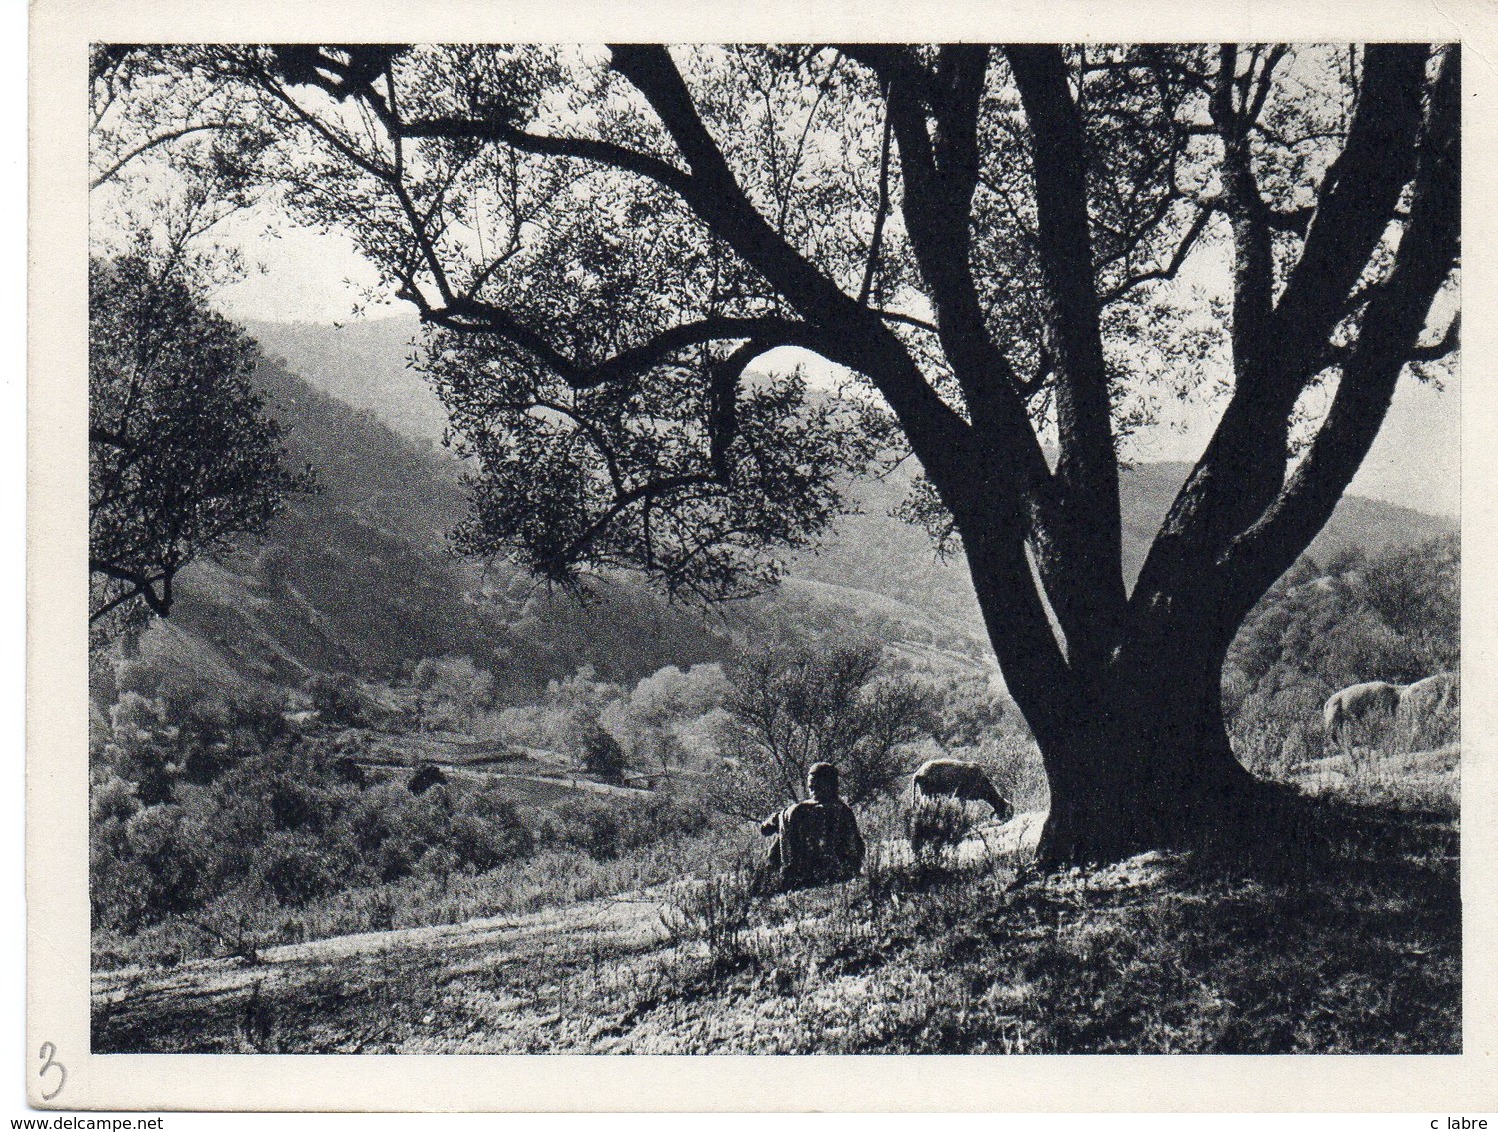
[148,43,1458,862]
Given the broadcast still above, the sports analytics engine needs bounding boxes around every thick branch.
[1406,314,1461,362]
[426,303,814,391]
[1266,45,1429,384]
[606,45,977,481]
[399,114,695,197]
[1210,44,1273,380]
[836,45,942,110]
[1005,44,1127,670]
[876,49,1039,450]
[90,559,174,619]
[708,339,773,479]
[1220,47,1460,622]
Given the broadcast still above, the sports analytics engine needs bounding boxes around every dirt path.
[91,882,684,1053]
[93,883,674,1001]
[92,813,1046,1053]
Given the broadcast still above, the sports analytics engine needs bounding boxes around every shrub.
[256,829,351,906]
[709,639,939,820]
[907,796,972,869]
[411,654,496,732]
[303,672,371,728]
[578,721,628,783]
[1226,537,1460,791]
[540,794,713,861]
[447,787,535,872]
[605,662,728,772]
[116,803,215,924]
[342,782,448,882]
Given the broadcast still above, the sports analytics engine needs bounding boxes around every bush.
[907,796,972,869]
[303,672,371,728]
[342,782,448,882]
[411,654,496,732]
[709,639,939,820]
[257,829,351,906]
[578,721,627,783]
[1226,538,1460,789]
[540,794,712,861]
[112,803,215,926]
[447,787,535,872]
[659,855,760,968]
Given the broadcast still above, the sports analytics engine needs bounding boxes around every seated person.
[759,762,866,891]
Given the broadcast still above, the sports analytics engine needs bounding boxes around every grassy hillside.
[131,359,509,689]
[246,315,444,447]
[789,459,1453,636]
[121,358,997,704]
[93,784,1459,1054]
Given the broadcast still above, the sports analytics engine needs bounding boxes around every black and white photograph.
[24,0,1498,1112]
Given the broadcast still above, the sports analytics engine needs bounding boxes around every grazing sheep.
[1324,673,1458,751]
[912,758,1013,821]
[1399,671,1459,721]
[1323,680,1402,748]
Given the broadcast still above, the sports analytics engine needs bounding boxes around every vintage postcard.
[28,0,1498,1112]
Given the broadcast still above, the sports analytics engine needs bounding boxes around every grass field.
[92,768,1460,1054]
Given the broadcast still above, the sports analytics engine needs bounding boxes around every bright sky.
[211,214,1460,520]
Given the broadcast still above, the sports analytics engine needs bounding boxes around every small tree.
[707,640,937,820]
[411,654,496,732]
[89,252,311,639]
[605,662,728,773]
[576,719,628,784]
[302,673,369,729]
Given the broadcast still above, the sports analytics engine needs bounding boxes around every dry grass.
[93,780,1460,1056]
[93,824,746,971]
[604,797,1458,1053]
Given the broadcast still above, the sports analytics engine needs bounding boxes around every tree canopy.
[113,42,1460,860]
[708,639,938,820]
[89,48,313,641]
[89,252,311,635]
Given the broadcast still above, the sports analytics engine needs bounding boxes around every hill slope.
[794,460,1454,634]
[123,330,1454,705]
[129,358,733,698]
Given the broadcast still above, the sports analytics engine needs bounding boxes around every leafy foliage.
[411,655,496,731]
[432,345,895,600]
[707,640,940,819]
[576,719,628,783]
[601,662,728,773]
[89,682,715,943]
[89,254,311,638]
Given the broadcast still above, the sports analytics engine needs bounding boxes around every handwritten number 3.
[38,1042,65,1101]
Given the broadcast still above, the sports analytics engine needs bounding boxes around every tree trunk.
[1031,642,1265,865]
[967,548,1269,865]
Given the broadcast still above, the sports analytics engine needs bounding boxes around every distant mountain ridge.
[797,461,1454,634]
[127,322,1454,706]
[246,315,446,447]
